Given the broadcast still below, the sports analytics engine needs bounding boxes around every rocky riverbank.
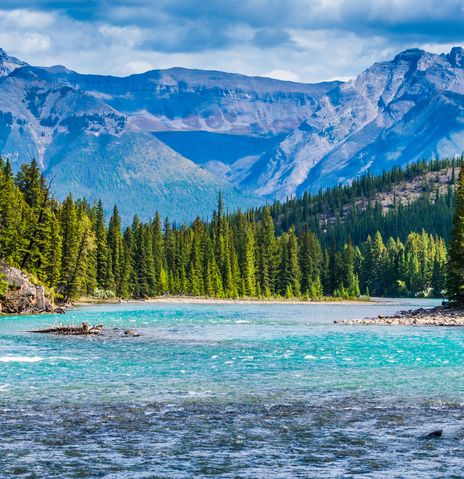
[340,305,464,326]
[0,261,61,315]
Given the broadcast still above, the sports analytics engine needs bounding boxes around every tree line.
[250,157,458,246]
[0,158,449,301]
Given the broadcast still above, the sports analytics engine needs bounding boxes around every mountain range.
[0,46,463,221]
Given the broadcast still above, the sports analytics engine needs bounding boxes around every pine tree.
[242,223,257,297]
[279,227,300,297]
[59,195,80,298]
[0,160,26,264]
[342,241,359,297]
[59,201,95,301]
[447,164,464,304]
[151,212,164,294]
[132,219,156,298]
[15,160,54,276]
[257,207,278,297]
[299,228,320,298]
[94,200,114,291]
[120,227,135,298]
[42,207,62,288]
[108,205,124,295]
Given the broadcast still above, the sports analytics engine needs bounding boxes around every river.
[2,298,464,478]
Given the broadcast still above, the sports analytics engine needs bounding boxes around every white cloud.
[0,9,54,29]
[0,2,461,83]
[118,60,157,76]
[99,24,148,49]
[262,69,301,82]
[0,31,51,54]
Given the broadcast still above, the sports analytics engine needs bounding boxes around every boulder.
[0,260,56,314]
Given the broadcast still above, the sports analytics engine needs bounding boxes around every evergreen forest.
[0,157,455,302]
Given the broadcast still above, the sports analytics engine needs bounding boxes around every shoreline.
[74,295,372,307]
[341,305,464,326]
[72,295,431,307]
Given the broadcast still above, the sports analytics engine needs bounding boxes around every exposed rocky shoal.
[339,305,464,326]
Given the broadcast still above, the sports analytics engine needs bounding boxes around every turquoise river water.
[2,298,464,478]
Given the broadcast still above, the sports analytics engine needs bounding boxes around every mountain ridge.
[0,46,463,221]
[242,46,464,199]
[0,53,265,222]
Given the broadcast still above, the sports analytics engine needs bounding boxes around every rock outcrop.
[339,305,464,326]
[0,261,56,314]
[242,47,464,199]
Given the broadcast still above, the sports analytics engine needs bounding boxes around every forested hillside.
[0,158,452,302]
[252,158,459,246]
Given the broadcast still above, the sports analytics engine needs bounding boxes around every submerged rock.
[0,260,56,315]
[124,329,141,337]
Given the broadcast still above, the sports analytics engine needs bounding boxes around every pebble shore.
[338,306,464,326]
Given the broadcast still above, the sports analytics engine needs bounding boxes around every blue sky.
[0,0,463,82]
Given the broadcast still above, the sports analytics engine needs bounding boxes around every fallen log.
[29,321,103,335]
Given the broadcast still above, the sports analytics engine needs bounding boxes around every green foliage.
[92,288,117,300]
[0,277,8,298]
[251,157,458,246]
[447,163,464,304]
[0,158,452,302]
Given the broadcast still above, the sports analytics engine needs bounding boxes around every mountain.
[0,54,259,222]
[61,67,336,134]
[34,65,338,183]
[244,47,464,199]
[0,49,27,77]
[0,49,335,221]
[0,46,463,221]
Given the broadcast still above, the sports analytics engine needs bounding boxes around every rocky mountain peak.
[0,45,463,221]
[243,45,464,200]
[448,46,464,67]
[393,48,425,63]
[0,48,28,77]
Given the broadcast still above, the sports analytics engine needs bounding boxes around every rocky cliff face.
[47,66,338,136]
[0,59,256,223]
[0,261,56,314]
[244,47,464,199]
[0,47,463,219]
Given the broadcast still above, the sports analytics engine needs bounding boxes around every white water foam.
[0,355,78,363]
[0,355,45,363]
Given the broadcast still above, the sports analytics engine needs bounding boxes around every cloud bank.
[0,0,462,82]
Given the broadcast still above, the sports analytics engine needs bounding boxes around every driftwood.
[30,321,103,335]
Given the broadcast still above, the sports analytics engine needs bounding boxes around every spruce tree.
[447,164,464,304]
[94,200,114,291]
[151,212,164,294]
[108,206,124,295]
[257,207,278,297]
[0,160,26,264]
[280,227,300,297]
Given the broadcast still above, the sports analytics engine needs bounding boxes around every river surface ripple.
[2,299,464,478]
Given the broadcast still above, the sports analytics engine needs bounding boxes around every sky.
[0,0,463,83]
